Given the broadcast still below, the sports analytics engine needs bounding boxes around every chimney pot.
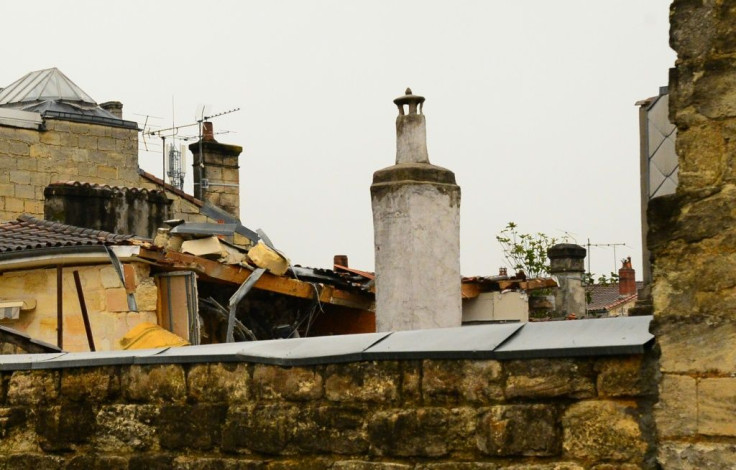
[202,121,215,141]
[334,254,349,268]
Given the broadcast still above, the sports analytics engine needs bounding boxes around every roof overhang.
[0,245,141,272]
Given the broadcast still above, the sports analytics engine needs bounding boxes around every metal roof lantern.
[393,88,425,116]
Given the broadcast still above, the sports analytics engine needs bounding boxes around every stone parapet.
[0,353,658,468]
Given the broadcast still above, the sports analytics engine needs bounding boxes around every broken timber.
[136,247,375,312]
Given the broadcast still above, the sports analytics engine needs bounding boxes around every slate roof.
[586,282,643,312]
[0,215,134,253]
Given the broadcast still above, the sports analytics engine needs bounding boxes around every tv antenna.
[586,239,629,275]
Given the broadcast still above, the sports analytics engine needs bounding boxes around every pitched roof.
[0,215,134,254]
[586,281,643,312]
[0,68,95,106]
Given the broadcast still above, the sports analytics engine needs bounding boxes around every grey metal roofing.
[0,68,95,106]
[0,316,654,370]
[171,222,258,244]
[0,68,137,129]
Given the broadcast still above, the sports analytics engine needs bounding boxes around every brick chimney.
[100,101,123,119]
[334,255,349,269]
[618,256,636,296]
[370,88,461,332]
[189,121,243,219]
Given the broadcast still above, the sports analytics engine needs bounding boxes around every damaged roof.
[0,215,136,253]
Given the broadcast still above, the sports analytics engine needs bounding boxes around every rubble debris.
[247,240,290,276]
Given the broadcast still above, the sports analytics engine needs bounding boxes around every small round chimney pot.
[393,88,425,116]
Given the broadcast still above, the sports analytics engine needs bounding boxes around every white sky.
[3,1,675,278]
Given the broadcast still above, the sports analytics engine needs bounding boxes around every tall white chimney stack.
[370,88,462,331]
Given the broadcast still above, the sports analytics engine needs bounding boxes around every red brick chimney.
[619,256,636,296]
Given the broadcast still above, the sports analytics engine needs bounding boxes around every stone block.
[16,157,36,171]
[401,361,421,403]
[97,164,118,179]
[415,464,500,470]
[128,455,175,470]
[367,408,462,457]
[36,403,96,452]
[188,363,250,403]
[97,137,116,151]
[60,367,120,402]
[656,316,736,374]
[39,131,61,145]
[65,455,128,470]
[14,184,35,200]
[333,463,413,470]
[172,457,266,470]
[92,404,160,452]
[7,370,59,406]
[655,373,697,438]
[0,183,14,197]
[475,404,559,457]
[698,377,736,436]
[100,265,121,289]
[121,364,186,403]
[253,364,322,401]
[23,199,43,215]
[504,359,596,399]
[596,355,657,397]
[77,135,98,149]
[222,404,298,454]
[0,454,64,470]
[158,404,227,450]
[292,405,368,454]
[658,441,736,469]
[57,132,78,147]
[268,459,337,470]
[325,361,399,403]
[7,141,30,155]
[562,400,647,463]
[423,360,503,404]
[105,287,129,312]
[5,197,23,213]
[8,170,30,185]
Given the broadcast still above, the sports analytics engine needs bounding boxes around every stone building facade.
[0,68,240,227]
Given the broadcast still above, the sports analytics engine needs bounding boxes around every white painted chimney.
[370,88,462,331]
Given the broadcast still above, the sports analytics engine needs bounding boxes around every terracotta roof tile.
[586,281,644,311]
[0,215,134,253]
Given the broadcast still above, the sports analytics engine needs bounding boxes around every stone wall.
[0,263,157,352]
[0,353,658,468]
[0,119,139,222]
[649,1,736,467]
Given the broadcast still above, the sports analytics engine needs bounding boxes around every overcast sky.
[4,1,675,278]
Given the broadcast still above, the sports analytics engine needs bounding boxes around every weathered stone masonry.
[648,1,736,467]
[0,354,657,469]
[0,119,139,221]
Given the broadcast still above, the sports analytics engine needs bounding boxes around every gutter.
[0,245,142,272]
